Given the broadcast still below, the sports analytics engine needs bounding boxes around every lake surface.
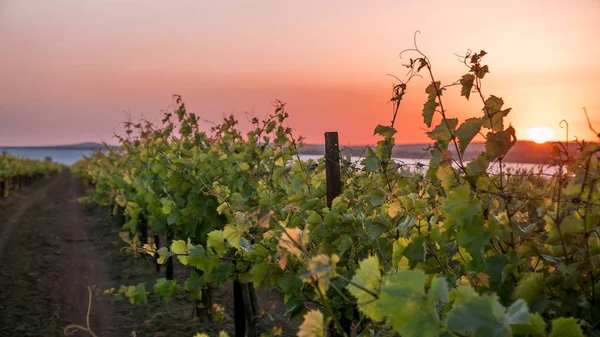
[0,148,559,175]
[0,148,98,165]
[300,154,559,175]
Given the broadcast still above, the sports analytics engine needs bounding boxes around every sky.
[1,0,599,146]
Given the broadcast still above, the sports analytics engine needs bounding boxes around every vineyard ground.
[0,170,298,337]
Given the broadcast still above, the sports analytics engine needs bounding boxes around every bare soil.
[0,170,298,337]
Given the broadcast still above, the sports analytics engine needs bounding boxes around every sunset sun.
[526,127,554,144]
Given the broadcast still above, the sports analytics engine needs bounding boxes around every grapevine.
[74,45,599,337]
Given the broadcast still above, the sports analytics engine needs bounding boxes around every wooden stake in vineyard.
[325,132,341,208]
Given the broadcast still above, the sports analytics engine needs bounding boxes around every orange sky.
[1,0,599,146]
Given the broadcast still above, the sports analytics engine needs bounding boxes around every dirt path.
[0,170,115,336]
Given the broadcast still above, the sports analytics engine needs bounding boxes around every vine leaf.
[301,254,339,294]
[223,225,242,249]
[456,118,484,154]
[485,126,517,160]
[548,317,583,337]
[513,272,544,303]
[374,125,397,138]
[297,310,325,337]
[423,100,438,128]
[154,278,179,302]
[363,148,380,173]
[278,227,308,258]
[171,240,189,264]
[482,95,510,132]
[379,269,440,337]
[429,277,449,303]
[347,255,384,322]
[460,74,475,100]
[446,294,529,337]
[207,230,226,256]
[512,313,547,337]
[184,271,203,300]
[442,185,487,261]
[118,283,148,305]
[426,81,442,100]
[427,118,459,142]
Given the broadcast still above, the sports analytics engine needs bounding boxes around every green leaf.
[223,225,242,249]
[512,313,547,337]
[456,118,483,154]
[374,125,397,138]
[513,273,544,304]
[485,126,516,160]
[427,119,458,142]
[482,96,510,132]
[392,237,410,266]
[184,271,203,300]
[451,284,478,306]
[486,255,509,286]
[403,236,426,268]
[442,185,487,261]
[171,240,189,265]
[298,310,325,337]
[425,81,442,100]
[119,283,148,305]
[363,149,380,173]
[188,245,217,272]
[446,294,512,337]
[347,256,383,321]
[369,189,385,207]
[548,317,583,337]
[154,278,179,302]
[156,247,170,265]
[460,74,475,100]
[207,230,226,256]
[423,100,438,128]
[436,165,455,191]
[379,269,440,337]
[429,277,449,303]
[249,261,270,287]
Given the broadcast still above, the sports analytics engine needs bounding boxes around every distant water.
[300,154,559,175]
[0,148,98,165]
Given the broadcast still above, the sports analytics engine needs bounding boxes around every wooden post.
[136,213,148,245]
[233,281,246,337]
[325,132,341,208]
[166,228,174,280]
[242,283,258,337]
[325,132,357,337]
[154,234,161,273]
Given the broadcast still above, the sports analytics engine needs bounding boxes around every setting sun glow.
[526,127,554,144]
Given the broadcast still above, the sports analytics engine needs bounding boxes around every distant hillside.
[1,142,119,150]
[299,141,582,165]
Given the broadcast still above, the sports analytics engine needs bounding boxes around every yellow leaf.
[273,326,283,336]
[278,228,308,258]
[452,246,473,265]
[259,210,275,229]
[298,310,325,337]
[278,251,289,270]
[398,256,410,271]
[387,201,402,218]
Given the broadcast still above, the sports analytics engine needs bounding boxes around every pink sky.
[1,0,599,146]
